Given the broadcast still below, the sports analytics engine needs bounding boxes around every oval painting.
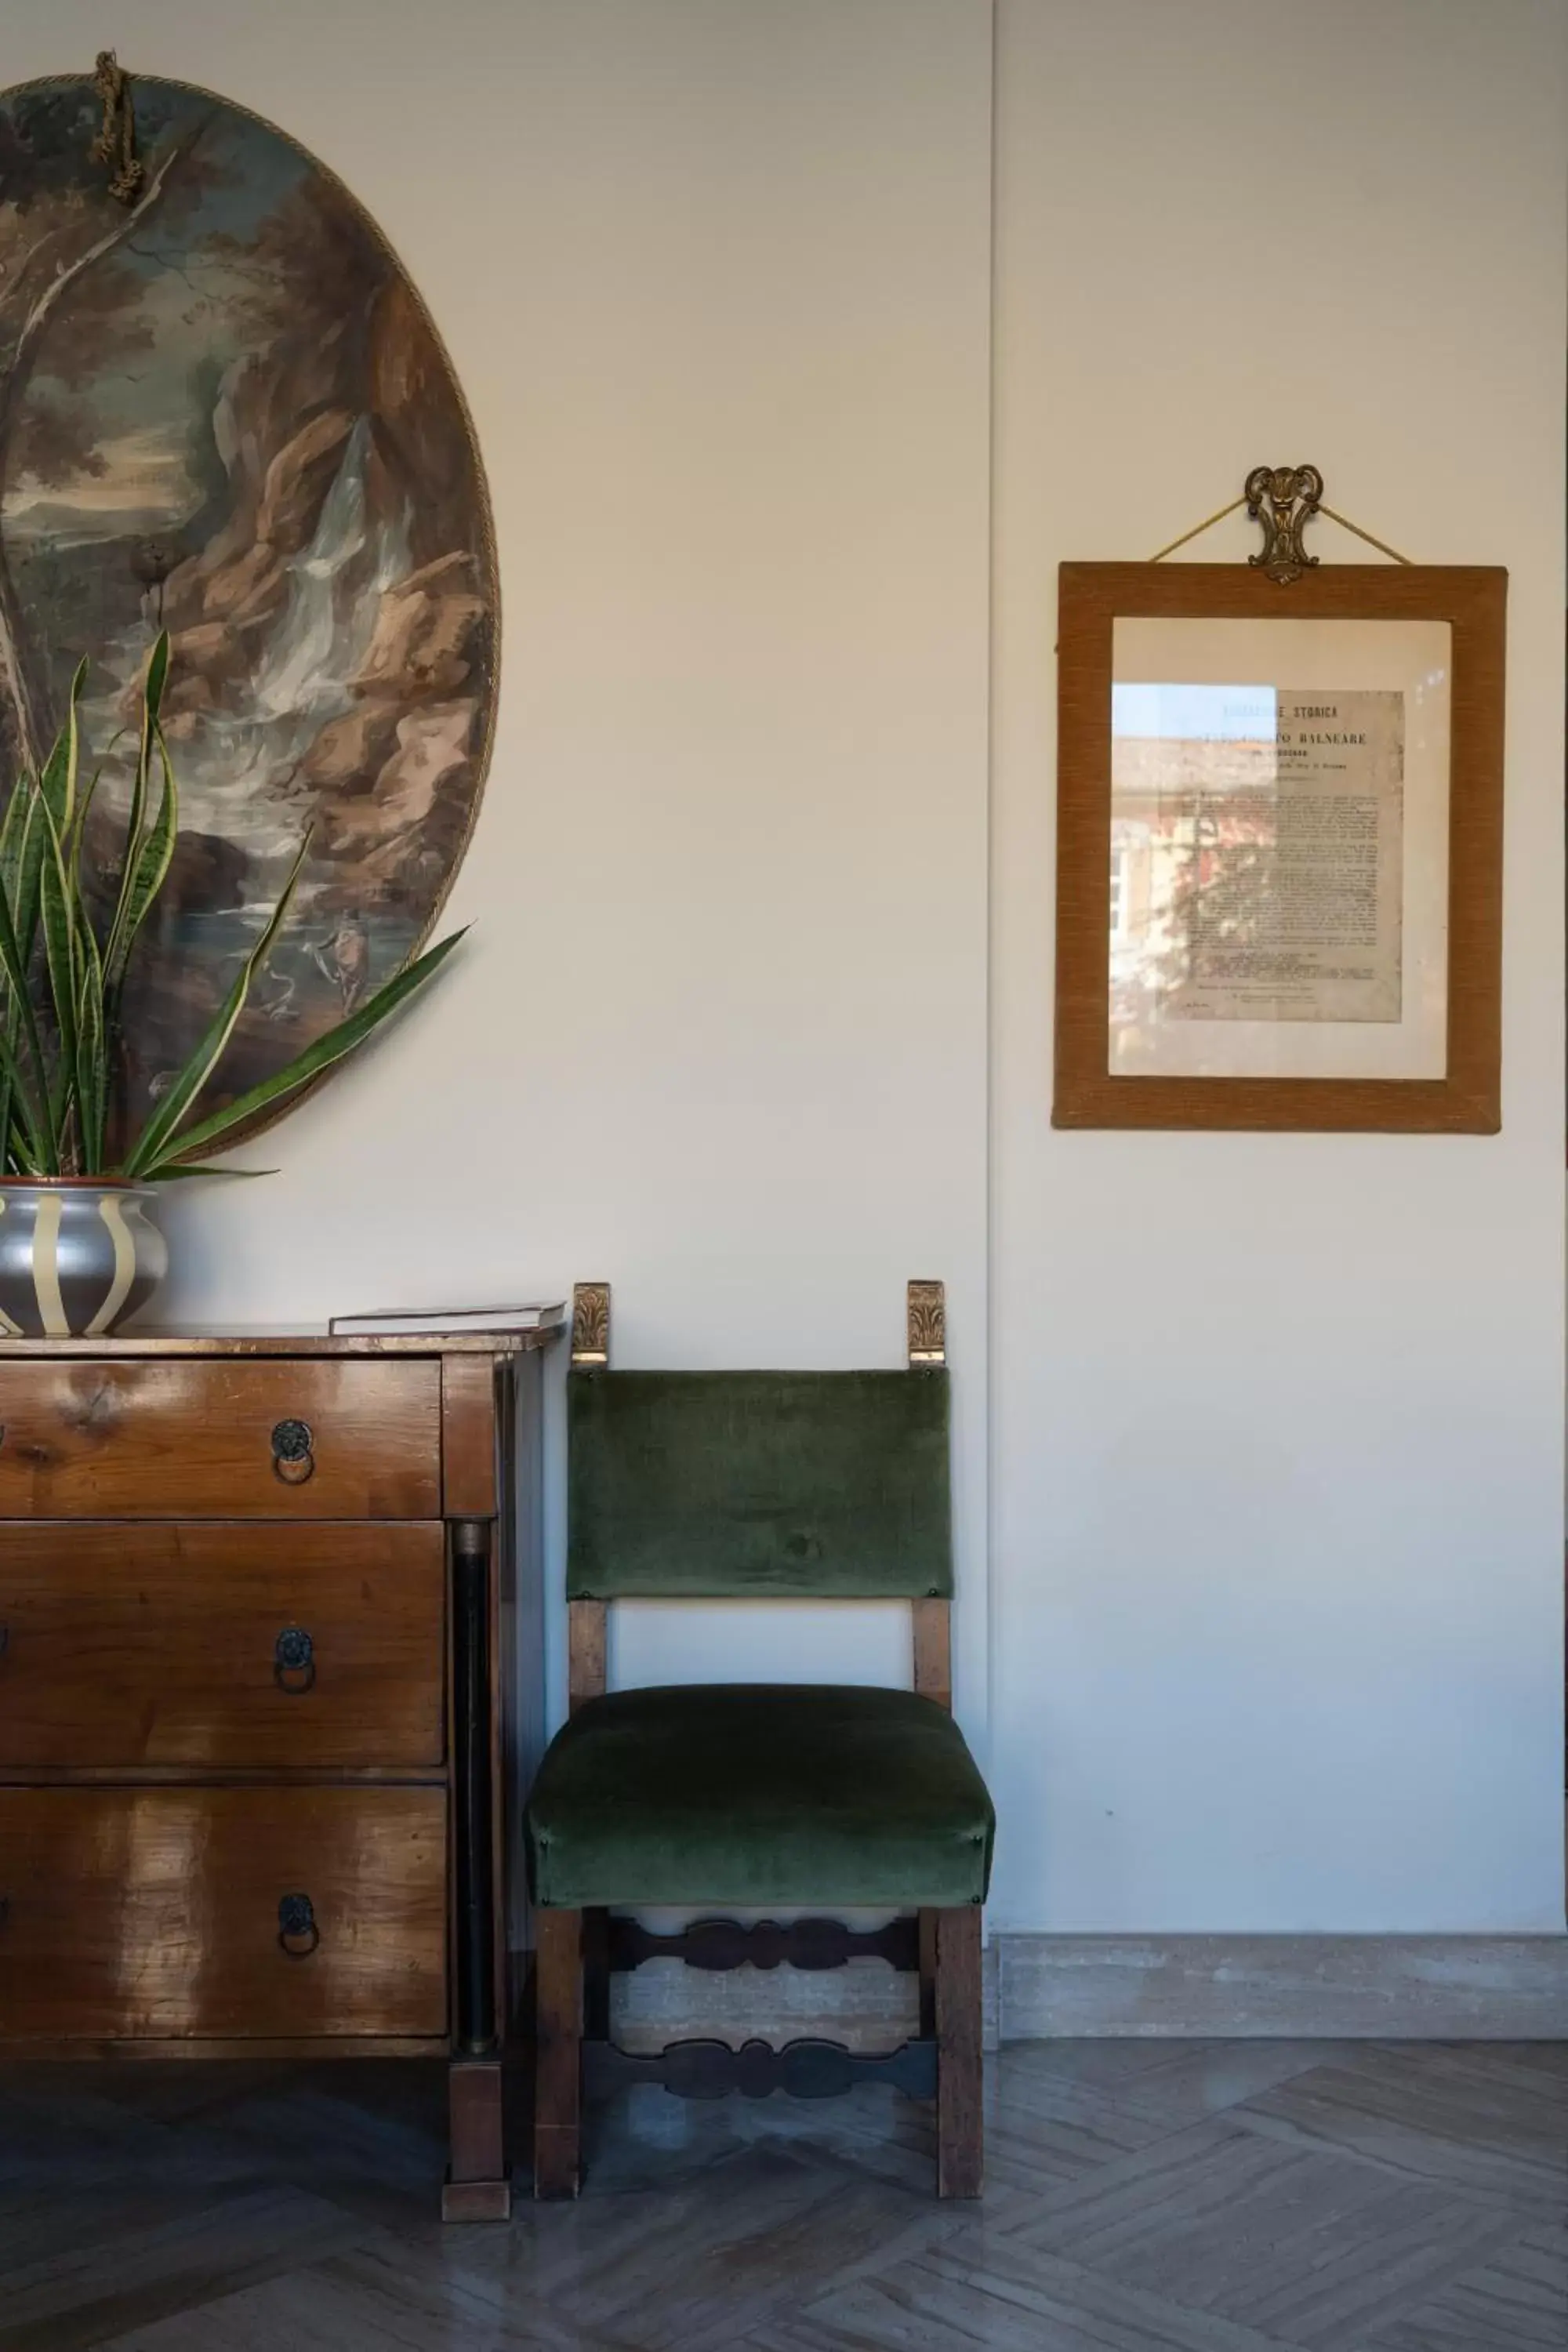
[0,74,495,1136]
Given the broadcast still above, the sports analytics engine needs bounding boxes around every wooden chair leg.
[534,1907,583,2199]
[918,1907,938,2038]
[583,1905,612,2041]
[935,1904,983,2199]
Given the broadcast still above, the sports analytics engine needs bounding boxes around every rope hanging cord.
[1316,506,1414,567]
[89,49,144,205]
[1148,497,1412,567]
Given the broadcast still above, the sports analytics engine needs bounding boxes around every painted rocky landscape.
[0,75,495,1131]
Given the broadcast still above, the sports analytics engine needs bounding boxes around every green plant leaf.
[104,722,178,996]
[74,889,107,1174]
[2,666,83,995]
[103,635,170,992]
[0,773,34,1164]
[64,742,115,878]
[121,832,314,1178]
[143,629,169,726]
[24,669,88,1128]
[67,747,111,1174]
[3,1112,39,1174]
[0,994,49,1172]
[37,793,80,1163]
[12,766,52,972]
[141,928,466,1176]
[38,656,85,834]
[0,851,57,1171]
[0,768,30,890]
[0,865,27,1168]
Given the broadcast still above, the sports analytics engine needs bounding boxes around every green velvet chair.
[526,1279,993,2200]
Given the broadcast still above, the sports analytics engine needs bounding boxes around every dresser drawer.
[0,1786,448,2041]
[0,1359,440,1518]
[0,1524,445,1769]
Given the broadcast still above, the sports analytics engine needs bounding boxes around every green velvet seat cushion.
[526,1682,993,1911]
[567,1369,953,1599]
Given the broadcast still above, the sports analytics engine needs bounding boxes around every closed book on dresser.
[0,1329,552,2220]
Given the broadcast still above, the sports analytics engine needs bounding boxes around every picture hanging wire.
[1147,488,1413,568]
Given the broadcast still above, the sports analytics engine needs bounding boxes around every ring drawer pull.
[278,1893,320,1958]
[273,1626,315,1694]
[270,1417,315,1486]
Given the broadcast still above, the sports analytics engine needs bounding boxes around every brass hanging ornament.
[1243,464,1324,584]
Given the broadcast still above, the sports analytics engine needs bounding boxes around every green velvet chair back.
[566,1367,953,1602]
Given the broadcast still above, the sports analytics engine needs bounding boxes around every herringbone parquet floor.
[1,2040,1563,2348]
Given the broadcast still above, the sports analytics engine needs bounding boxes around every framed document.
[1054,561,1506,1131]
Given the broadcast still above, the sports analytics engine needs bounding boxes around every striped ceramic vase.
[0,1181,168,1338]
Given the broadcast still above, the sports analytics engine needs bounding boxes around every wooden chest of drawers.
[0,1331,552,2220]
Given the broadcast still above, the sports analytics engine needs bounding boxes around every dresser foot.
[444,2057,510,2222]
[442,2175,511,2222]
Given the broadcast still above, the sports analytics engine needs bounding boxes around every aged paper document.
[1160,688,1403,1024]
[1108,616,1450,1083]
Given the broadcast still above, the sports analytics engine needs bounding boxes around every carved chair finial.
[907,1279,945,1367]
[571,1282,610,1366]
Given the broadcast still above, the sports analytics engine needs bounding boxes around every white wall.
[6,0,994,1737]
[8,0,1563,1936]
[989,0,1567,1932]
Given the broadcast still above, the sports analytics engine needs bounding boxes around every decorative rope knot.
[89,51,144,206]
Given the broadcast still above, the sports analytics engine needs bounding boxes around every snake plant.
[0,633,463,1179]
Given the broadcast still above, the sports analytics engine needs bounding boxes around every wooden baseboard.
[993,1933,1568,2040]
[552,1930,1568,2053]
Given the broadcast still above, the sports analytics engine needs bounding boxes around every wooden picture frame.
[1054,561,1507,1133]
